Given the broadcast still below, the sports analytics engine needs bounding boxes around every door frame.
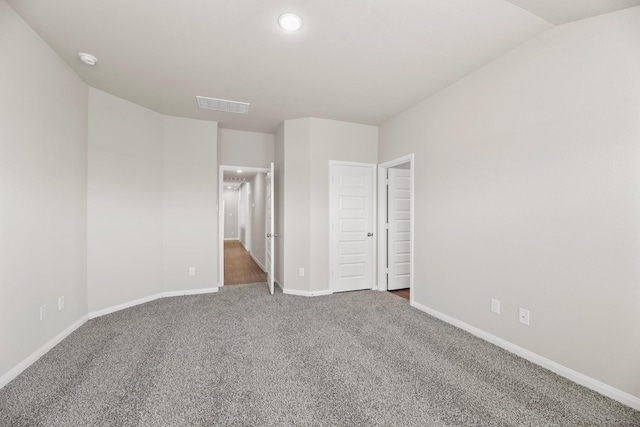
[218,164,270,287]
[329,160,377,293]
[377,154,415,304]
[265,162,275,294]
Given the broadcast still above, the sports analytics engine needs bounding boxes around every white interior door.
[387,168,411,290]
[330,162,376,293]
[265,162,275,294]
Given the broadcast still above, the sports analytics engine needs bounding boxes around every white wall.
[281,118,378,293]
[0,0,89,381]
[218,128,274,168]
[238,182,250,247]
[89,92,220,312]
[282,119,312,291]
[308,119,378,292]
[88,89,164,312]
[379,7,640,400]
[162,116,218,293]
[223,189,239,240]
[1,0,220,383]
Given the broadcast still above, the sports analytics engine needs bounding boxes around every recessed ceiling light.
[78,52,98,66]
[236,170,243,173]
[278,13,302,32]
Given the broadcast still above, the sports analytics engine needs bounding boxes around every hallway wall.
[223,188,239,240]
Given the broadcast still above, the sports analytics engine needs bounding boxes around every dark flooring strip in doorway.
[389,288,410,301]
[224,240,267,285]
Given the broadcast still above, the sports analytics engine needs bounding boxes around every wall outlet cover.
[491,298,500,314]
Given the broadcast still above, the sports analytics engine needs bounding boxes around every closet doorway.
[377,154,414,304]
[219,165,269,286]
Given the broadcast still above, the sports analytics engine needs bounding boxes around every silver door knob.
[267,233,271,237]
[367,232,374,237]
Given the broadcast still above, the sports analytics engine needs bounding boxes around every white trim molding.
[0,315,88,389]
[2,287,219,390]
[218,164,271,290]
[283,288,333,297]
[162,287,219,298]
[411,300,640,411]
[88,293,163,319]
[250,252,266,272]
[377,154,414,306]
[88,287,218,319]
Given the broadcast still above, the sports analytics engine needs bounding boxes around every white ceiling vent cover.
[196,96,250,114]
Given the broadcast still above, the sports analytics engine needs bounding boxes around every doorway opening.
[377,154,414,305]
[219,165,270,287]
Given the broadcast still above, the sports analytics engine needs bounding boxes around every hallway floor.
[224,240,267,285]
[389,288,410,301]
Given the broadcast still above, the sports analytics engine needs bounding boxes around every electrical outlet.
[299,268,305,277]
[58,296,64,311]
[40,305,46,321]
[519,308,530,325]
[490,299,500,314]
[189,267,196,276]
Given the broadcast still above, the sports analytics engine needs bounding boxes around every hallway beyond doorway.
[389,289,410,301]
[224,240,267,285]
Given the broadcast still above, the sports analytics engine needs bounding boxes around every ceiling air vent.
[196,96,250,114]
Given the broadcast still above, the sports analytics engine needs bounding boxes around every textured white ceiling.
[6,0,638,133]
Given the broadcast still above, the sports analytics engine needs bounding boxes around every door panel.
[331,163,375,293]
[265,162,275,294]
[387,168,411,290]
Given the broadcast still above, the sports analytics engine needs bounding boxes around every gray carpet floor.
[1,283,638,426]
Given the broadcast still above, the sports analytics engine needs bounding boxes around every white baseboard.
[0,315,88,389]
[283,288,333,297]
[88,293,163,319]
[275,279,283,292]
[250,253,266,272]
[89,287,219,319]
[411,301,640,411]
[224,238,239,241]
[162,287,218,298]
[2,287,220,390]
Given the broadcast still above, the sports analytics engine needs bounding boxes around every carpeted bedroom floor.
[1,283,638,426]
